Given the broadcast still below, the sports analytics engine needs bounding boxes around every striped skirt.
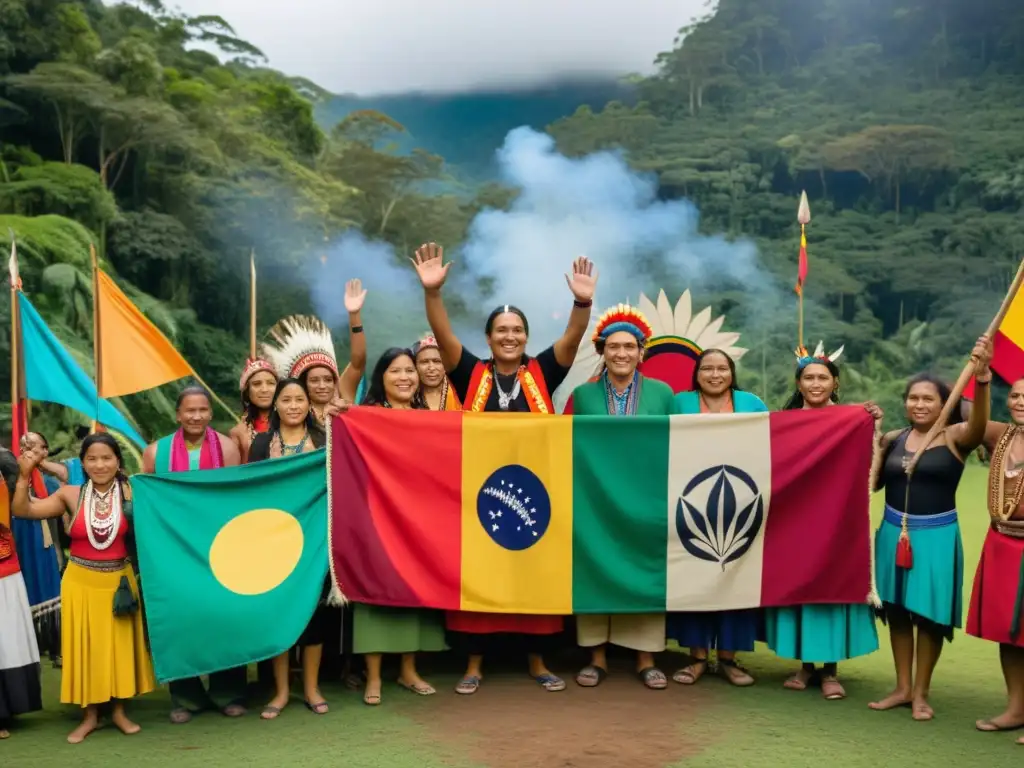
[0,571,42,720]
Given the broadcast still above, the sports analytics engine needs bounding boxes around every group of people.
[0,244,1023,750]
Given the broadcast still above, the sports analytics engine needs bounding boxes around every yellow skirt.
[60,562,155,706]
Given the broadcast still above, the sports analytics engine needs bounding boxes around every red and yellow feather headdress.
[592,304,654,347]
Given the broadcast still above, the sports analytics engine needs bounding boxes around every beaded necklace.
[85,480,122,551]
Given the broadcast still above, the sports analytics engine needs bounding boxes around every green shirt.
[571,374,675,416]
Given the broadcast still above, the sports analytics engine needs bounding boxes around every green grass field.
[4,463,1023,767]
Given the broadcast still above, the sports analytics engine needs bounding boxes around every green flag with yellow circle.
[132,449,328,683]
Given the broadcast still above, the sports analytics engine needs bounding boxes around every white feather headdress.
[553,289,747,412]
[795,340,844,368]
[262,315,339,380]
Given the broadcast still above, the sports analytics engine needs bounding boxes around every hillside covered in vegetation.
[2,0,1024,449]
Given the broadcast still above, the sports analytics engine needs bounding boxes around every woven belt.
[70,555,127,572]
[995,519,1024,539]
[883,505,957,529]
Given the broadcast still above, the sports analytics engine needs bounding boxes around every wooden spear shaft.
[905,256,1024,476]
[249,249,256,360]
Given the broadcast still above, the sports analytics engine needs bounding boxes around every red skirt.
[445,610,563,635]
[967,527,1024,647]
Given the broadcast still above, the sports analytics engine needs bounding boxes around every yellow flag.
[459,413,573,613]
[96,269,193,397]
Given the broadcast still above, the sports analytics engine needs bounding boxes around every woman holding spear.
[870,338,992,721]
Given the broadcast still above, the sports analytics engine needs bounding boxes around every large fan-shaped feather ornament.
[553,289,747,413]
[261,315,339,380]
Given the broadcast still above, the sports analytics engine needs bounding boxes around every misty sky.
[169,0,707,94]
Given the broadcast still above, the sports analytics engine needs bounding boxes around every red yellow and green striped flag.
[328,407,874,614]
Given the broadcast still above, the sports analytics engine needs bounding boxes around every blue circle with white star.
[477,464,551,551]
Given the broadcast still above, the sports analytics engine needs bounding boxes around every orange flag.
[95,269,194,397]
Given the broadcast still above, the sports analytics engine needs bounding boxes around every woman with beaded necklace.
[348,347,446,706]
[250,378,330,719]
[12,433,154,744]
[870,335,991,722]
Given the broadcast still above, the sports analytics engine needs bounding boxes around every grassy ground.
[4,464,1023,767]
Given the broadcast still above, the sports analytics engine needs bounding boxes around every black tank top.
[881,430,964,514]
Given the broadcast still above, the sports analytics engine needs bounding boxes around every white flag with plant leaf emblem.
[666,412,772,611]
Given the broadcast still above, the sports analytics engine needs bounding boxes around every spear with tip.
[795,191,810,351]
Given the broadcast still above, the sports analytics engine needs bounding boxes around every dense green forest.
[1,0,1023,456]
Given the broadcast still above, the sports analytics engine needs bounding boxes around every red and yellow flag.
[95,269,194,398]
[965,289,1024,399]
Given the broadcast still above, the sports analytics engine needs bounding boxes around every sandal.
[672,659,708,685]
[363,681,382,706]
[397,679,436,695]
[820,676,846,700]
[455,675,481,695]
[637,667,667,690]
[304,699,329,714]
[783,668,812,691]
[169,708,193,725]
[575,665,607,687]
[260,705,283,720]
[221,704,246,717]
[718,658,755,687]
[534,673,566,692]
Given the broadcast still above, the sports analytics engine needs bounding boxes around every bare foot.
[868,689,912,711]
[783,667,813,691]
[976,711,1024,731]
[67,717,99,744]
[0,728,10,740]
[111,710,141,736]
[1017,735,1024,745]
[912,697,934,721]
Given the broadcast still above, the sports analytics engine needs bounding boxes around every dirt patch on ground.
[405,657,719,768]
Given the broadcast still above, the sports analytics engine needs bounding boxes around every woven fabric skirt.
[60,562,155,706]
[577,614,666,653]
[764,604,879,663]
[0,572,42,720]
[967,526,1024,646]
[875,506,963,632]
[665,609,759,653]
[352,604,448,655]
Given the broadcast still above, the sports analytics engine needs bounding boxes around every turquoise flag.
[18,293,145,447]
[132,450,328,682]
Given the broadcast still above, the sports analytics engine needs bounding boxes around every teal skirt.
[875,506,963,632]
[765,604,878,663]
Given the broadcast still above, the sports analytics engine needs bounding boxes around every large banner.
[328,406,874,614]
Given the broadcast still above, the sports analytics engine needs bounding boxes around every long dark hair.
[362,347,428,409]
[268,378,323,435]
[903,373,964,426]
[242,372,277,427]
[783,360,841,410]
[691,348,740,392]
[79,433,128,483]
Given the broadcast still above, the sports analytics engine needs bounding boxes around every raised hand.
[17,445,43,478]
[411,242,452,291]
[344,278,367,314]
[325,396,352,418]
[565,256,597,302]
[972,333,993,378]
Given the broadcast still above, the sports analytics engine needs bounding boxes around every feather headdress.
[795,340,844,370]
[592,304,654,346]
[239,357,278,393]
[554,289,747,412]
[262,315,338,380]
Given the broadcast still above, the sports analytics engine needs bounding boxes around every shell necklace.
[85,480,122,551]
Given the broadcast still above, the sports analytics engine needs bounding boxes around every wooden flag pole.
[9,235,20,436]
[249,249,257,360]
[798,224,805,351]
[905,256,1024,477]
[90,243,102,434]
